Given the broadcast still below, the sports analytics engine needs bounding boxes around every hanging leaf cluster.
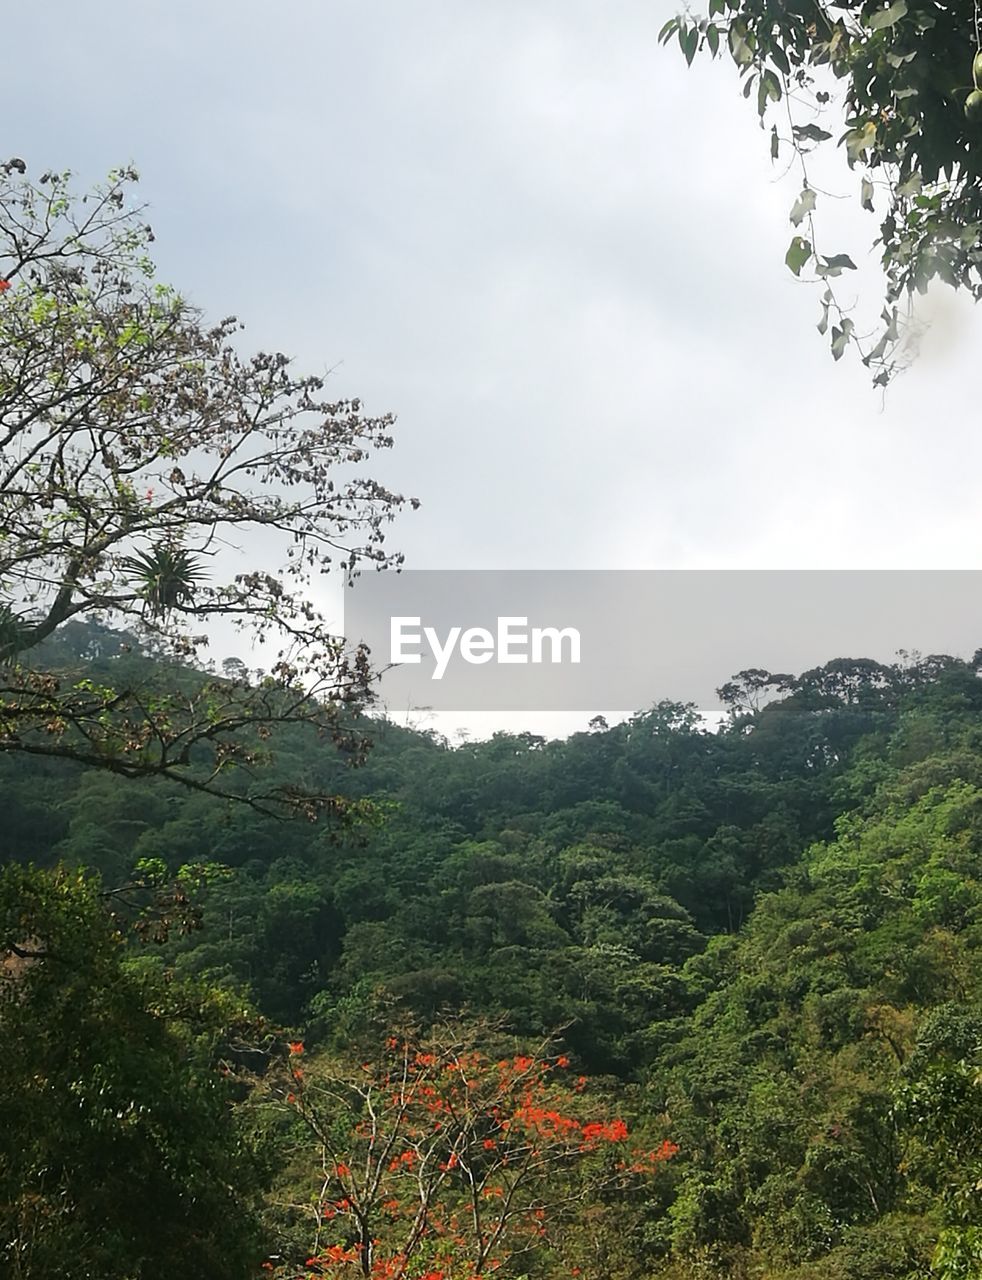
[660,0,982,384]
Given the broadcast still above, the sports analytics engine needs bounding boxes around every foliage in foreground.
[0,863,267,1280]
[257,1029,677,1279]
[661,0,982,382]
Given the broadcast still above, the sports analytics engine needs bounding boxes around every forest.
[4,621,982,1279]
[6,0,982,1271]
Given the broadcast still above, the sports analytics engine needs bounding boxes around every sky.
[8,1,982,737]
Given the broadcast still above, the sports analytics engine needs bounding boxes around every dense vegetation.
[4,622,982,1278]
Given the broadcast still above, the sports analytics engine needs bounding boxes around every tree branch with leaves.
[661,0,982,383]
[0,159,417,816]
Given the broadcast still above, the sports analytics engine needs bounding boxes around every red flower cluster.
[307,1243,360,1266]
[516,1102,581,1138]
[581,1118,629,1145]
[388,1149,417,1172]
[291,1036,678,1280]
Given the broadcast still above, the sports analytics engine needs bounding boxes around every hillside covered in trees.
[4,621,982,1280]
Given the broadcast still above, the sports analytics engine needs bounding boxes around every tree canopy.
[5,629,982,1277]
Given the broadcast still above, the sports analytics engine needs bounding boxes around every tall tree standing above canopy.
[661,0,982,383]
[0,160,417,817]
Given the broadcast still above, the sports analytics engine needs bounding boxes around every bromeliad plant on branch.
[660,0,982,384]
[0,159,417,817]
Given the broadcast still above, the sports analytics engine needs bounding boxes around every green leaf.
[683,26,699,66]
[785,236,812,276]
[729,21,754,68]
[869,0,907,31]
[756,69,781,118]
[816,252,857,277]
[827,26,848,61]
[793,123,833,144]
[790,188,817,226]
[844,120,877,163]
[657,17,679,44]
[861,177,875,211]
[864,333,890,363]
[770,126,780,160]
[706,23,720,57]
[830,319,854,360]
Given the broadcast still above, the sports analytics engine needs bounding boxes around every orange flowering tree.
[261,1030,677,1280]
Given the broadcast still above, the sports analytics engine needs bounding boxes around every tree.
[716,668,793,720]
[896,1005,982,1280]
[660,0,982,382]
[0,160,416,816]
[260,1029,677,1279]
[0,862,268,1279]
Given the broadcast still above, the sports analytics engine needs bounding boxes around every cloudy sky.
[10,1,982,735]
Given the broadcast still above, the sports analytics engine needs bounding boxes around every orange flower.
[310,1244,360,1265]
[288,1040,304,1055]
[0,279,10,291]
[336,1162,351,1176]
[555,1055,570,1068]
[581,1118,628,1144]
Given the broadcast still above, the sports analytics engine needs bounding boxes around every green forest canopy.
[4,621,982,1278]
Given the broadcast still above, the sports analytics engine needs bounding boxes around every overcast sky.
[9,1,982,736]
